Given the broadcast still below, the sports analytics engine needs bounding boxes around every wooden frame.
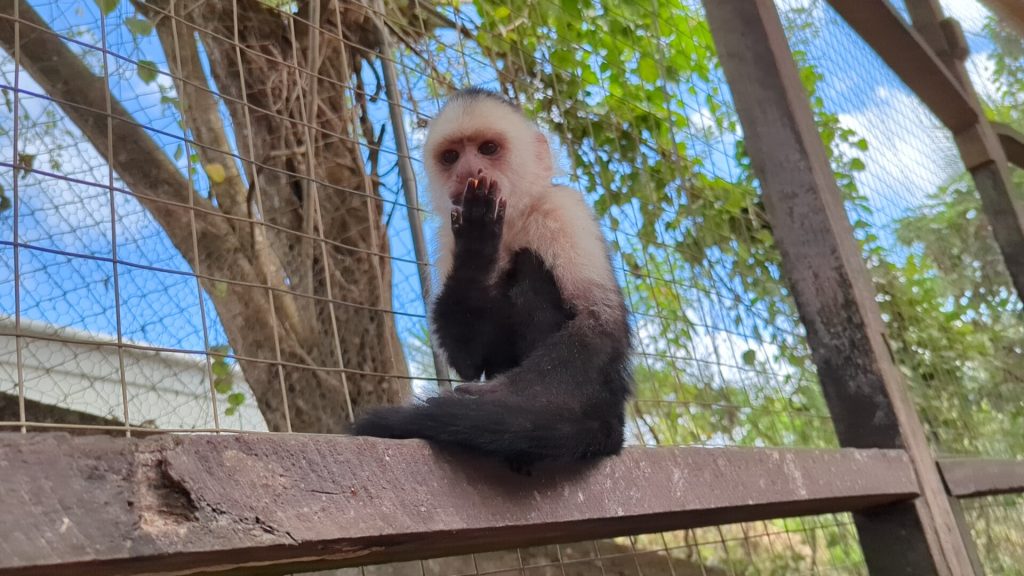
[993,122,1024,169]
[0,0,1022,575]
[941,458,1024,498]
[0,433,917,576]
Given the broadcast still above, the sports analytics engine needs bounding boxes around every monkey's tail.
[351,394,623,464]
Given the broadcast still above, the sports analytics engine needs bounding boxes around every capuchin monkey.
[352,88,633,473]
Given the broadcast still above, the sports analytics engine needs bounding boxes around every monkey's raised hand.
[451,175,506,257]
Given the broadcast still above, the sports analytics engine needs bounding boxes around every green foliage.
[209,344,244,417]
[137,60,159,85]
[94,0,119,16]
[124,16,153,37]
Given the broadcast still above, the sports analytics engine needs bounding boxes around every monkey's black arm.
[432,243,510,381]
[431,176,511,381]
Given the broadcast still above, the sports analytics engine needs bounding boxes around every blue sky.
[0,0,1004,397]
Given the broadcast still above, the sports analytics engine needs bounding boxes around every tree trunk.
[0,0,414,433]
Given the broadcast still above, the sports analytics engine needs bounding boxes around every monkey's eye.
[441,150,459,166]
[478,141,499,156]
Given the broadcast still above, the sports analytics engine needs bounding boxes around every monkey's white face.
[423,97,553,217]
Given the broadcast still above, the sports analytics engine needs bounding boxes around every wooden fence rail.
[0,433,918,576]
[0,0,1022,575]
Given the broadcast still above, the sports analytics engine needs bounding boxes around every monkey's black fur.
[353,117,632,474]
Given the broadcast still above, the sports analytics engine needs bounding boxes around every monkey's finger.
[474,176,490,200]
[484,179,499,216]
[450,208,463,231]
[495,197,507,224]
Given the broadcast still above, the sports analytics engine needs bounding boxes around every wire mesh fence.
[0,0,1021,574]
[776,0,1024,462]
[962,494,1024,574]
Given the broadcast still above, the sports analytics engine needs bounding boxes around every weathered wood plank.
[940,458,1024,498]
[0,433,916,576]
[826,0,977,132]
[993,122,1024,169]
[703,1,979,574]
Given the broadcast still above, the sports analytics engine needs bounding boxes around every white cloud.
[837,86,961,212]
[965,50,1002,105]
[942,0,992,37]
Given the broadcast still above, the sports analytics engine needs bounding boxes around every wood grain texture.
[940,458,1024,498]
[0,433,917,576]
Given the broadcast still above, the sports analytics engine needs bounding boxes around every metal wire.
[0,0,1020,573]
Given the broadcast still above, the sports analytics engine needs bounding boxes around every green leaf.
[227,392,245,407]
[637,57,659,84]
[742,349,757,366]
[124,16,153,36]
[16,153,35,180]
[137,60,159,84]
[0,185,9,213]
[850,158,866,171]
[225,406,238,417]
[212,361,230,378]
[493,6,511,19]
[94,0,119,15]
[214,376,232,395]
[559,0,582,20]
[549,49,575,71]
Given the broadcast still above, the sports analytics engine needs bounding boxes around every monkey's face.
[423,97,553,215]
[429,131,510,205]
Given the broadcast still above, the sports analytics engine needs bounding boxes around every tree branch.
[140,0,249,221]
[0,0,249,281]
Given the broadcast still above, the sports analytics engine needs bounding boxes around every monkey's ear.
[534,131,554,175]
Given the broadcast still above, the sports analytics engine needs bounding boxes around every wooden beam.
[0,433,917,576]
[703,1,979,574]
[993,122,1024,169]
[825,0,977,132]
[940,458,1024,498]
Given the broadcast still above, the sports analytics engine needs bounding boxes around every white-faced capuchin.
[352,88,633,473]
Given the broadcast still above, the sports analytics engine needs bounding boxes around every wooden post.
[702,1,978,574]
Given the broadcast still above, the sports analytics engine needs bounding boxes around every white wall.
[0,316,268,431]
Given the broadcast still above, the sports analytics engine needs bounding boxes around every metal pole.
[374,2,453,391]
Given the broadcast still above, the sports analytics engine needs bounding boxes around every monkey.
[352,87,633,473]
